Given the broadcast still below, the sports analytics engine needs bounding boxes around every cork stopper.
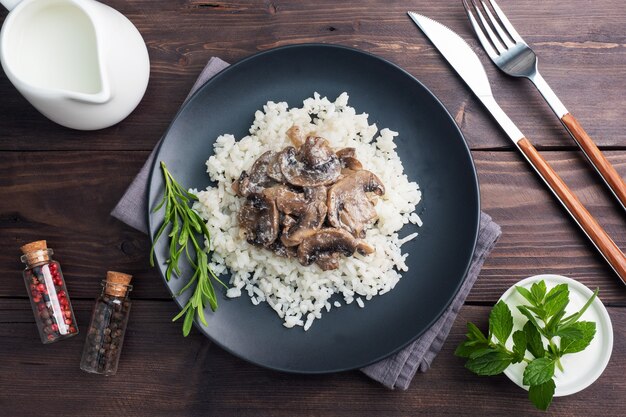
[20,240,50,265]
[105,271,133,297]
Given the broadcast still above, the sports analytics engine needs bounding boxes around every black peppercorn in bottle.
[80,271,133,376]
[20,240,79,344]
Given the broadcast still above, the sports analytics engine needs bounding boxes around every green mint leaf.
[555,325,583,340]
[523,321,545,358]
[465,351,513,376]
[547,343,559,357]
[525,305,547,320]
[515,286,537,306]
[560,321,596,354]
[523,357,555,386]
[466,322,488,343]
[543,284,569,318]
[454,340,489,358]
[545,282,568,299]
[545,308,567,338]
[560,288,599,327]
[518,305,546,338]
[454,342,478,358]
[512,330,527,363]
[469,347,497,359]
[530,280,547,305]
[489,300,514,344]
[529,379,555,411]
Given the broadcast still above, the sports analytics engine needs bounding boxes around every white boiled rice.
[193,92,422,330]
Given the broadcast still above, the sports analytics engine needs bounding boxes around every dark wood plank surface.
[2,150,626,304]
[1,301,624,417]
[0,0,624,151]
[1,0,624,415]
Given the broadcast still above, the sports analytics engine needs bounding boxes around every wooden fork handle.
[561,113,626,211]
[517,137,626,285]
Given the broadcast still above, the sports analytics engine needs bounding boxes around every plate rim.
[147,42,481,374]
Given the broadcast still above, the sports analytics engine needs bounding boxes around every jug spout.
[1,0,22,11]
[67,87,112,105]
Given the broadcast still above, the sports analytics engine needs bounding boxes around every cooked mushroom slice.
[263,185,307,215]
[279,137,341,187]
[238,194,279,247]
[267,240,297,258]
[297,228,373,270]
[355,240,375,256]
[315,252,341,271]
[299,136,336,166]
[281,186,328,247]
[286,125,305,148]
[313,241,373,270]
[327,169,385,238]
[336,147,363,171]
[266,152,286,183]
[231,172,245,195]
[232,151,276,197]
[281,213,297,230]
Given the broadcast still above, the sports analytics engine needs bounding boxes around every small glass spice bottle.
[80,271,133,376]
[20,240,79,344]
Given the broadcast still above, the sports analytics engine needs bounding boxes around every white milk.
[10,2,101,93]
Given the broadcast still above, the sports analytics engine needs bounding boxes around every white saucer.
[498,274,613,397]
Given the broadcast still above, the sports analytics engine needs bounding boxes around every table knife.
[408,11,626,285]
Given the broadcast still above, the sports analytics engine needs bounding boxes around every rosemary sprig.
[150,161,226,336]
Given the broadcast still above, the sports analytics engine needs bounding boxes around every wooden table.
[1,1,624,415]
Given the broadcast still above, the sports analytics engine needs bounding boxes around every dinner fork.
[463,0,626,212]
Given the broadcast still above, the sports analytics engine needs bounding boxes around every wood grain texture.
[562,112,626,209]
[474,151,626,304]
[0,0,624,151]
[517,137,626,285]
[1,1,625,414]
[0,151,163,299]
[0,301,624,416]
[1,150,626,304]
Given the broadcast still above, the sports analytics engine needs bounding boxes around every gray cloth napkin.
[111,57,229,233]
[361,211,500,388]
[111,57,501,390]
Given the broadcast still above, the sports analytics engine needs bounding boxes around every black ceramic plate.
[148,44,480,373]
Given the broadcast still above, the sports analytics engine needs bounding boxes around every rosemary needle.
[150,161,226,336]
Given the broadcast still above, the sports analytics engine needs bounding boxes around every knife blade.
[407,11,626,286]
[407,11,523,143]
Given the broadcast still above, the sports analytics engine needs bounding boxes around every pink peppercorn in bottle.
[20,240,78,343]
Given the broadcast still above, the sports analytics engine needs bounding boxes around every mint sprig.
[455,280,598,411]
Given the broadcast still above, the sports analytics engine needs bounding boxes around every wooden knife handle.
[561,113,626,210]
[517,137,626,285]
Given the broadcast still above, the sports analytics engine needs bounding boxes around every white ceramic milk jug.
[0,0,150,130]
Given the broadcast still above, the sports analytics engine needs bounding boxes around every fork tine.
[481,1,514,48]
[470,0,506,54]
[462,0,499,59]
[487,0,524,43]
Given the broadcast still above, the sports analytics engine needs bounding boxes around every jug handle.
[1,0,22,11]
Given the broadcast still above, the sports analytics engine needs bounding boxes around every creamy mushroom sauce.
[232,127,385,271]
